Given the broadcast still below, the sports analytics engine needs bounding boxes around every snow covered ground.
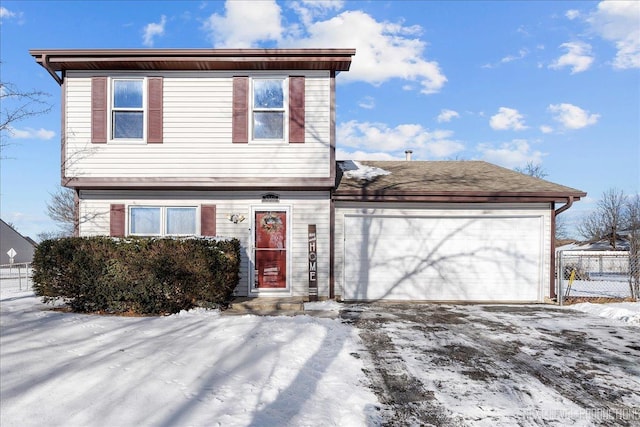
[2,278,639,426]
[561,277,635,299]
[1,289,381,427]
[567,301,640,325]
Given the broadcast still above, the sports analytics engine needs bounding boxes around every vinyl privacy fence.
[557,251,639,304]
[0,262,33,293]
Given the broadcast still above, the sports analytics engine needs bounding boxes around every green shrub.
[32,236,240,315]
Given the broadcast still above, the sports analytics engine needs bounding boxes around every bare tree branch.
[514,162,548,179]
[46,187,76,236]
[577,188,628,248]
[0,80,52,149]
[45,186,103,238]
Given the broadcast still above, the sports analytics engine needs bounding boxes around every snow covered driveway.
[342,303,640,426]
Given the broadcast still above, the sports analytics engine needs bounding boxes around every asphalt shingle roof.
[335,161,586,201]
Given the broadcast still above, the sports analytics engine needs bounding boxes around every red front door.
[254,211,287,289]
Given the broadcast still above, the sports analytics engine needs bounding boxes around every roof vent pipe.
[405,150,413,161]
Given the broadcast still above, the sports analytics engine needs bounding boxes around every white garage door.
[343,215,543,302]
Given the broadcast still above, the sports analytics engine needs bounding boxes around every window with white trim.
[112,79,145,140]
[129,206,196,236]
[252,78,287,141]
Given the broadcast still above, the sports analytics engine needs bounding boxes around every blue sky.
[1,0,638,240]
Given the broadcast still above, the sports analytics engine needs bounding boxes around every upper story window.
[252,78,286,141]
[91,76,162,144]
[112,79,145,140]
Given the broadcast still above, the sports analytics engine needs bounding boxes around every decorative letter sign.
[308,225,318,300]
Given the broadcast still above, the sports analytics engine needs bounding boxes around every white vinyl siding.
[64,71,331,179]
[79,190,331,298]
[334,203,553,302]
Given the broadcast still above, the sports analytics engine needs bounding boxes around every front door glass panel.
[254,211,287,289]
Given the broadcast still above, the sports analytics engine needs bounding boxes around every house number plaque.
[308,224,318,300]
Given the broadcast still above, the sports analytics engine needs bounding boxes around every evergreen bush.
[32,236,240,315]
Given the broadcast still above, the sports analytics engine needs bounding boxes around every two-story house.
[31,48,585,303]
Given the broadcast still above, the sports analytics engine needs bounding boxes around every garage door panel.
[344,216,542,301]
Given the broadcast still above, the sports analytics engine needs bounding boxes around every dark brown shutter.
[289,76,305,143]
[201,205,217,236]
[110,204,125,237]
[232,77,249,143]
[91,77,107,143]
[147,77,163,143]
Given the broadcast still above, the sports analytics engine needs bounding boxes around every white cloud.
[290,0,345,26]
[437,109,460,123]
[142,15,167,47]
[286,10,446,94]
[566,9,581,20]
[489,107,527,131]
[482,48,528,69]
[0,6,23,23]
[549,41,594,74]
[335,148,400,161]
[588,0,640,69]
[539,125,553,134]
[548,103,600,129]
[202,0,282,47]
[358,96,375,110]
[0,6,15,19]
[201,2,447,94]
[477,139,545,168]
[7,127,56,140]
[501,48,529,64]
[337,120,464,159]
[424,138,465,158]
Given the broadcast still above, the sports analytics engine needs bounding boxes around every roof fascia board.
[62,176,336,191]
[30,48,356,73]
[332,192,585,203]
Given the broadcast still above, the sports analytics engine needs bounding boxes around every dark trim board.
[64,176,336,190]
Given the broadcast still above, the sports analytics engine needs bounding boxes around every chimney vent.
[405,150,413,161]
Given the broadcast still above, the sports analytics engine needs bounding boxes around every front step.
[226,297,308,314]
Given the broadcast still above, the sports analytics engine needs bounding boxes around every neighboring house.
[0,219,36,264]
[557,235,632,252]
[30,48,586,303]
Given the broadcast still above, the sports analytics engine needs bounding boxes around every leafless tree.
[44,184,103,239]
[515,162,548,179]
[576,210,605,241]
[601,188,626,244]
[577,188,627,249]
[45,187,76,237]
[555,214,571,240]
[0,79,52,151]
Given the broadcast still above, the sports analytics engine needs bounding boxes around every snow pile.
[0,291,381,427]
[567,302,640,325]
[304,300,343,311]
[341,161,390,181]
